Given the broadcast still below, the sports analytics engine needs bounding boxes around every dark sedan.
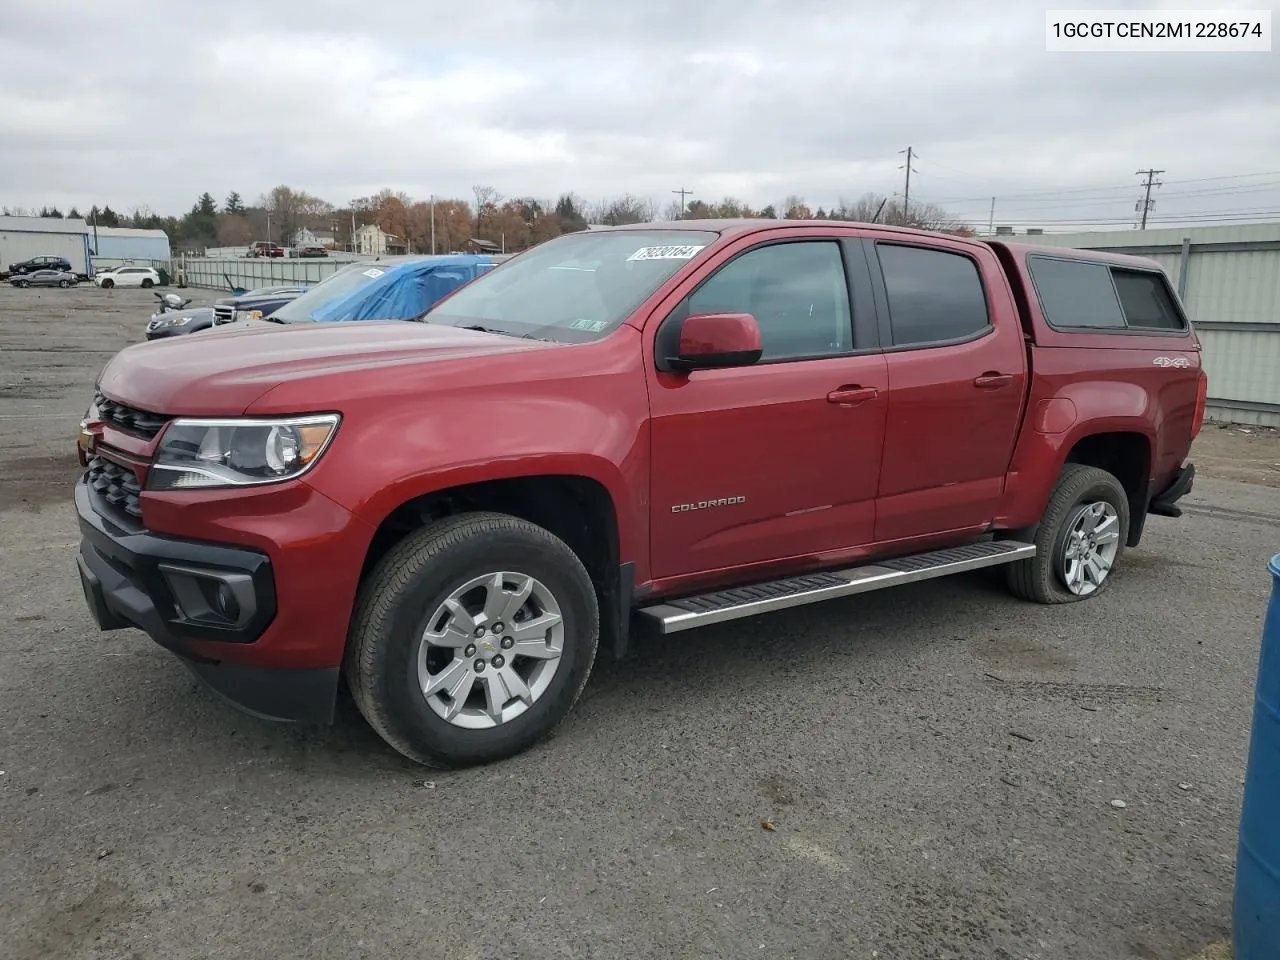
[7,255,73,275]
[10,269,78,288]
[145,284,308,339]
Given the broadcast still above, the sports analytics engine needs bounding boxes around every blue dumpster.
[1235,553,1280,958]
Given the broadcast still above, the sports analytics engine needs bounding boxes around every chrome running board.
[637,540,1036,634]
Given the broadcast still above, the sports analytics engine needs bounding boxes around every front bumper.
[75,477,344,723]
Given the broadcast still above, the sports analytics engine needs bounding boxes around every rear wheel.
[15,279,28,288]
[345,511,600,768]
[1006,464,1129,604]
[141,278,154,288]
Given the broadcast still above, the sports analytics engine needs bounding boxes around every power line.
[921,169,1280,206]
[925,181,1280,211]
[968,209,1280,227]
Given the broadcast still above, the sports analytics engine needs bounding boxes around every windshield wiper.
[458,324,515,337]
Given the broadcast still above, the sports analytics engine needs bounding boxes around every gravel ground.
[2,285,1276,960]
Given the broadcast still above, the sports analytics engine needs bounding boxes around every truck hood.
[98,320,554,416]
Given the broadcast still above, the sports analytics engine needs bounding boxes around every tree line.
[2,186,970,254]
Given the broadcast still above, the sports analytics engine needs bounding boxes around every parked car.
[74,220,1205,770]
[294,245,329,258]
[248,241,285,258]
[7,254,73,276]
[145,286,309,340]
[210,285,308,327]
[94,265,160,289]
[240,254,495,325]
[10,268,78,288]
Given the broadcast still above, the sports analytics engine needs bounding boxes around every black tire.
[1006,464,1130,604]
[101,279,114,289]
[58,279,69,288]
[141,278,154,288]
[345,511,600,768]
[15,279,28,288]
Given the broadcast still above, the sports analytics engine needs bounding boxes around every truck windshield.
[420,229,718,342]
[268,264,388,322]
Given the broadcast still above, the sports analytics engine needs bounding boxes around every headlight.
[236,309,263,321]
[147,414,340,490]
[156,315,192,327]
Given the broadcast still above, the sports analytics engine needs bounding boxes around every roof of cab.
[592,218,1169,272]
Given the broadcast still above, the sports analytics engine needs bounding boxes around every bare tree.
[589,194,656,226]
[781,195,811,219]
[833,192,888,222]
[472,185,502,234]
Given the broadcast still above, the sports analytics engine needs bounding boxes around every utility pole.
[1135,168,1165,229]
[430,195,436,254]
[898,146,917,222]
[672,187,693,218]
[988,197,996,235]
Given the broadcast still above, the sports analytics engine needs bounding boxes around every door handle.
[973,373,1014,389]
[827,386,879,406]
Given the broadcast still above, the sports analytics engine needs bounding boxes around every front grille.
[213,303,235,324]
[86,456,143,521]
[95,391,170,438]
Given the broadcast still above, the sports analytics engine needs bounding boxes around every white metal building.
[991,223,1280,427]
[0,216,92,275]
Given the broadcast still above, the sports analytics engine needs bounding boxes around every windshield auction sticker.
[626,245,706,261]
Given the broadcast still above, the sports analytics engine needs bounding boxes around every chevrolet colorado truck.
[74,219,1206,768]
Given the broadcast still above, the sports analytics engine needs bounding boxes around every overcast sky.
[2,0,1277,232]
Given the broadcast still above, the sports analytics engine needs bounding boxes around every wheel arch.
[999,418,1155,545]
[354,471,633,660]
[1062,430,1152,546]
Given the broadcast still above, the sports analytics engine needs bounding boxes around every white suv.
[94,266,161,289]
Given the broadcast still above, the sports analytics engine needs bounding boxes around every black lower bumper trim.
[180,658,338,724]
[1150,462,1195,518]
[75,477,276,646]
[75,476,337,724]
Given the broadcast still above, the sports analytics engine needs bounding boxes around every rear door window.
[874,243,991,347]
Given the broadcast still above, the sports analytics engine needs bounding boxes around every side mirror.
[668,312,763,371]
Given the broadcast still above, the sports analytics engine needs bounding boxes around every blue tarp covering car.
[263,254,496,326]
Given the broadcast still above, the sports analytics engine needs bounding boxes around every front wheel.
[15,279,28,288]
[1006,464,1130,604]
[58,279,69,288]
[345,511,600,768]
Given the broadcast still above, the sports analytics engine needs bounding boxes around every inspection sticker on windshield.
[569,318,608,332]
[626,244,705,261]
[361,268,385,278]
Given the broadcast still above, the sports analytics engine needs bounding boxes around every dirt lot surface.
[2,286,1276,960]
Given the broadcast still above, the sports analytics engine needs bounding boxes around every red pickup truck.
[74,219,1206,768]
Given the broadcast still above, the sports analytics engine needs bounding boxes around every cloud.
[0,0,1276,230]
